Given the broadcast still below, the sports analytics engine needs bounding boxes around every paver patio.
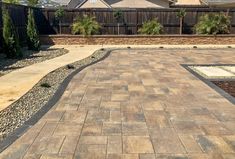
[1,48,235,159]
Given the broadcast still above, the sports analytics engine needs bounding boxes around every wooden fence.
[1,2,235,48]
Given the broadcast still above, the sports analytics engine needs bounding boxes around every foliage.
[195,12,231,35]
[114,9,124,23]
[55,6,65,20]
[72,15,101,36]
[176,9,186,35]
[27,9,40,50]
[3,0,19,4]
[2,8,22,58]
[138,18,163,35]
[176,8,186,18]
[27,0,39,7]
[55,6,65,34]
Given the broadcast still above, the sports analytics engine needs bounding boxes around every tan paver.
[1,48,235,159]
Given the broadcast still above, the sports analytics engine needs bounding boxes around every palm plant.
[55,6,65,34]
[114,10,124,35]
[176,9,186,35]
[195,12,231,35]
[138,18,163,35]
[72,15,101,36]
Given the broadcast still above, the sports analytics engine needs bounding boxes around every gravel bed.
[0,49,109,141]
[0,48,68,77]
[213,81,235,98]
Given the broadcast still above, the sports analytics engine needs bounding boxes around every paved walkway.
[0,45,100,110]
[1,45,234,111]
[1,48,235,159]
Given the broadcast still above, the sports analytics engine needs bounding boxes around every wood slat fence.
[1,2,235,48]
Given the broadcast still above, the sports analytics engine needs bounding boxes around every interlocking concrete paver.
[1,48,235,158]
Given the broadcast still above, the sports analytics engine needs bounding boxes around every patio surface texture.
[1,48,235,159]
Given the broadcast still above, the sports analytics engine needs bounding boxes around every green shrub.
[72,15,101,36]
[195,13,231,35]
[27,9,40,51]
[138,18,163,35]
[2,8,22,58]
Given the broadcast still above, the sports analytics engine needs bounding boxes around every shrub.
[27,9,40,51]
[195,13,231,35]
[138,18,163,35]
[2,8,22,58]
[72,15,101,36]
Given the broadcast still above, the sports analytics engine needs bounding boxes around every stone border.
[188,66,235,80]
[182,64,235,105]
[40,35,235,45]
[0,48,112,153]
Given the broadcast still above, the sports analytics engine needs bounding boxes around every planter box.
[40,35,235,45]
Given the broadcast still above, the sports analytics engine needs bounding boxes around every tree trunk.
[180,18,183,35]
[59,20,62,34]
[118,23,120,35]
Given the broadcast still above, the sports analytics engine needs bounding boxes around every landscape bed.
[213,81,235,98]
[0,48,109,146]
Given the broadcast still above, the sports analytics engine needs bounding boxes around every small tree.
[176,9,186,35]
[27,9,40,50]
[114,10,124,35]
[2,8,22,58]
[72,15,101,36]
[55,6,65,34]
[27,0,39,7]
[138,18,163,35]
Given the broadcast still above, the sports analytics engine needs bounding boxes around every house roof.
[19,0,63,7]
[76,0,111,8]
[203,0,235,7]
[174,0,202,5]
[70,0,171,8]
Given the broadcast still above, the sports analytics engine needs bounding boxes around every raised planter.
[40,34,235,45]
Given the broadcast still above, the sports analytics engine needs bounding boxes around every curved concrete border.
[0,49,112,153]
